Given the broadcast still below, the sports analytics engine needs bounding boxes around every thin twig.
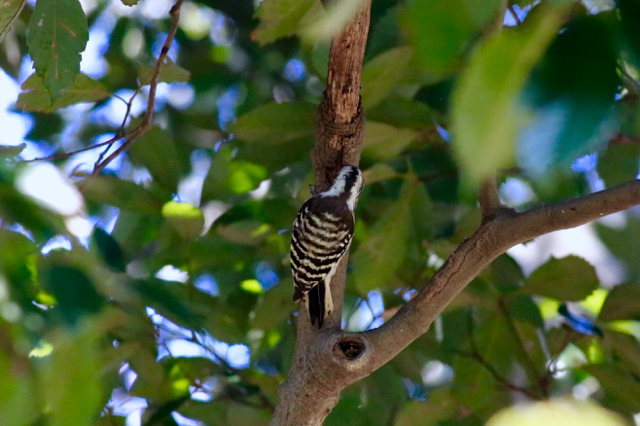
[458,310,541,399]
[479,176,504,217]
[23,136,119,163]
[610,134,640,145]
[455,350,540,400]
[90,0,185,178]
[193,332,276,413]
[95,86,144,167]
[497,297,547,397]
[24,84,144,166]
[508,4,522,25]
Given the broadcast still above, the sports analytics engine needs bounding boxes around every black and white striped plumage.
[291,166,364,328]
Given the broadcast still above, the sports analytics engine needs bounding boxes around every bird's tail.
[305,280,334,329]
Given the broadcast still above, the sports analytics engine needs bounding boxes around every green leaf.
[228,161,268,194]
[162,201,205,241]
[582,363,640,414]
[363,122,417,160]
[0,327,37,426]
[452,2,570,188]
[521,256,599,301]
[0,0,26,42]
[15,73,111,113]
[361,46,413,109]
[327,366,407,426]
[520,15,621,175]
[120,0,138,5]
[367,97,434,130]
[251,279,295,330]
[0,143,26,158]
[164,357,222,382]
[0,184,65,241]
[216,220,270,246]
[595,219,640,279]
[178,401,228,424]
[363,163,399,184]
[598,283,640,321]
[110,210,163,256]
[406,0,503,71]
[596,143,640,188]
[253,0,321,45]
[42,326,102,426]
[131,278,203,330]
[138,58,191,86]
[0,230,37,288]
[201,148,233,202]
[91,227,126,272]
[396,389,457,426]
[188,235,256,270]
[506,294,544,328]
[82,175,165,214]
[488,254,525,293]
[202,148,269,202]
[302,0,364,42]
[619,0,640,70]
[603,330,640,377]
[127,126,186,193]
[452,313,514,413]
[232,103,316,172]
[27,0,89,99]
[230,102,316,144]
[227,402,270,426]
[42,265,104,325]
[352,174,427,292]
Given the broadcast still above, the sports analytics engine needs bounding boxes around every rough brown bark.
[310,0,370,193]
[272,1,370,424]
[272,0,640,424]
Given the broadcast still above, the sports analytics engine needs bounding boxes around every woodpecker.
[290,165,364,328]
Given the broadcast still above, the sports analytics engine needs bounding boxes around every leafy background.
[0,0,640,425]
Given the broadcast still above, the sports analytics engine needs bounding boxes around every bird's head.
[321,165,364,211]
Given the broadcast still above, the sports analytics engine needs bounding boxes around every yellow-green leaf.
[351,175,423,292]
[15,73,111,113]
[488,399,627,426]
[253,0,322,45]
[451,2,570,188]
[0,0,26,42]
[138,58,191,86]
[361,46,413,109]
[363,122,417,159]
[41,325,102,426]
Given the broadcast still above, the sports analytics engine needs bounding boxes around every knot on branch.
[333,335,365,361]
[318,107,362,140]
[481,206,517,224]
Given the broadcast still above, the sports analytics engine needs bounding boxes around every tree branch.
[311,0,370,192]
[272,1,640,424]
[272,0,370,424]
[345,179,640,378]
[478,175,512,223]
[274,177,640,424]
[89,0,185,178]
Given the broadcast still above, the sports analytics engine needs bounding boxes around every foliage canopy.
[1,0,640,425]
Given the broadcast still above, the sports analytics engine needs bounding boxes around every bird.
[290,165,364,328]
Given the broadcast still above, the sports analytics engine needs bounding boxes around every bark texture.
[272,1,371,424]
